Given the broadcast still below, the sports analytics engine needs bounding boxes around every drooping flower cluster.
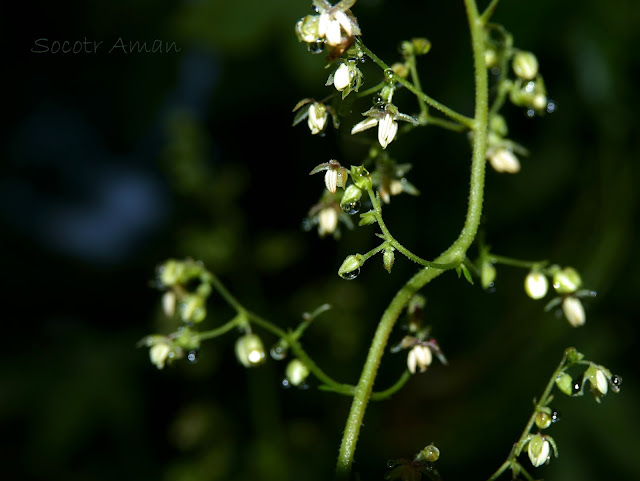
[295,0,361,55]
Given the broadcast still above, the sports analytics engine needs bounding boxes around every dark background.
[2,1,639,480]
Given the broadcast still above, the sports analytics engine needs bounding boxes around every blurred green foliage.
[3,1,639,480]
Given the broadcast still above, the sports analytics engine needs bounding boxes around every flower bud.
[318,206,339,237]
[340,184,363,209]
[535,411,552,430]
[235,334,266,367]
[525,271,548,299]
[295,15,321,43]
[411,37,432,56]
[489,114,508,136]
[562,296,585,327]
[338,254,364,280]
[149,342,171,369]
[285,359,310,386]
[159,259,184,286]
[390,62,409,78]
[512,51,539,80]
[527,434,551,467]
[585,364,609,397]
[307,102,328,135]
[179,294,206,323]
[358,210,377,226]
[481,261,496,290]
[553,267,582,294]
[350,165,372,190]
[555,372,574,396]
[415,444,440,462]
[407,344,432,374]
[162,291,176,317]
[487,147,521,173]
[484,48,498,68]
[383,247,395,274]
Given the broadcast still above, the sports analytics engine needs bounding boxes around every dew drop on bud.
[572,381,582,395]
[384,68,395,81]
[187,349,198,363]
[340,268,360,280]
[611,374,622,392]
[551,410,561,423]
[342,201,360,215]
[546,99,556,114]
[308,40,324,54]
[270,343,288,360]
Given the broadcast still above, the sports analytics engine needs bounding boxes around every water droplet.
[270,343,288,360]
[546,99,556,114]
[187,349,199,363]
[340,268,360,280]
[526,108,535,117]
[572,381,582,395]
[490,66,501,76]
[307,40,324,54]
[282,378,291,389]
[342,201,360,215]
[551,410,561,423]
[525,81,535,93]
[611,374,622,392]
[386,460,398,469]
[384,68,395,81]
[373,95,385,107]
[312,4,319,13]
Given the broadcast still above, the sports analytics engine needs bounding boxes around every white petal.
[334,10,353,36]
[378,114,398,149]
[595,369,609,395]
[524,272,548,299]
[333,63,351,91]
[325,18,342,46]
[407,349,418,374]
[324,169,338,193]
[318,207,338,236]
[317,13,330,37]
[307,103,327,134]
[351,117,378,135]
[562,296,585,327]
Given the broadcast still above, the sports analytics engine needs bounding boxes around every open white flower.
[407,345,432,374]
[351,105,417,149]
[315,0,361,46]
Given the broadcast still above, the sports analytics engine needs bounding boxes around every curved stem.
[337,1,489,474]
[355,38,475,129]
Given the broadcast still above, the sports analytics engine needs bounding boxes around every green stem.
[487,351,569,481]
[408,55,428,119]
[355,38,475,130]
[336,1,489,474]
[490,254,547,270]
[479,0,502,24]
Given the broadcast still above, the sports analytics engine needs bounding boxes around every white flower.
[527,434,551,467]
[318,206,339,237]
[315,1,361,46]
[487,147,521,173]
[407,344,432,374]
[351,105,417,149]
[524,272,548,299]
[309,159,348,193]
[150,342,171,369]
[586,365,609,396]
[562,296,585,327]
[307,102,328,134]
[235,334,266,367]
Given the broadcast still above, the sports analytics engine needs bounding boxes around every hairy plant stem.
[336,0,489,475]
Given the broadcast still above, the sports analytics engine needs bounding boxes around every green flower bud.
[295,15,320,43]
[179,294,206,323]
[383,247,395,274]
[149,342,171,369]
[338,254,364,280]
[340,184,363,209]
[489,114,508,136]
[512,51,539,80]
[555,372,574,396]
[553,267,582,294]
[525,271,549,299]
[412,37,431,56]
[535,411,552,430]
[390,62,409,78]
[350,165,373,190]
[159,259,184,286]
[415,444,440,462]
[481,261,496,290]
[235,334,266,368]
[285,359,310,386]
[484,48,498,68]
